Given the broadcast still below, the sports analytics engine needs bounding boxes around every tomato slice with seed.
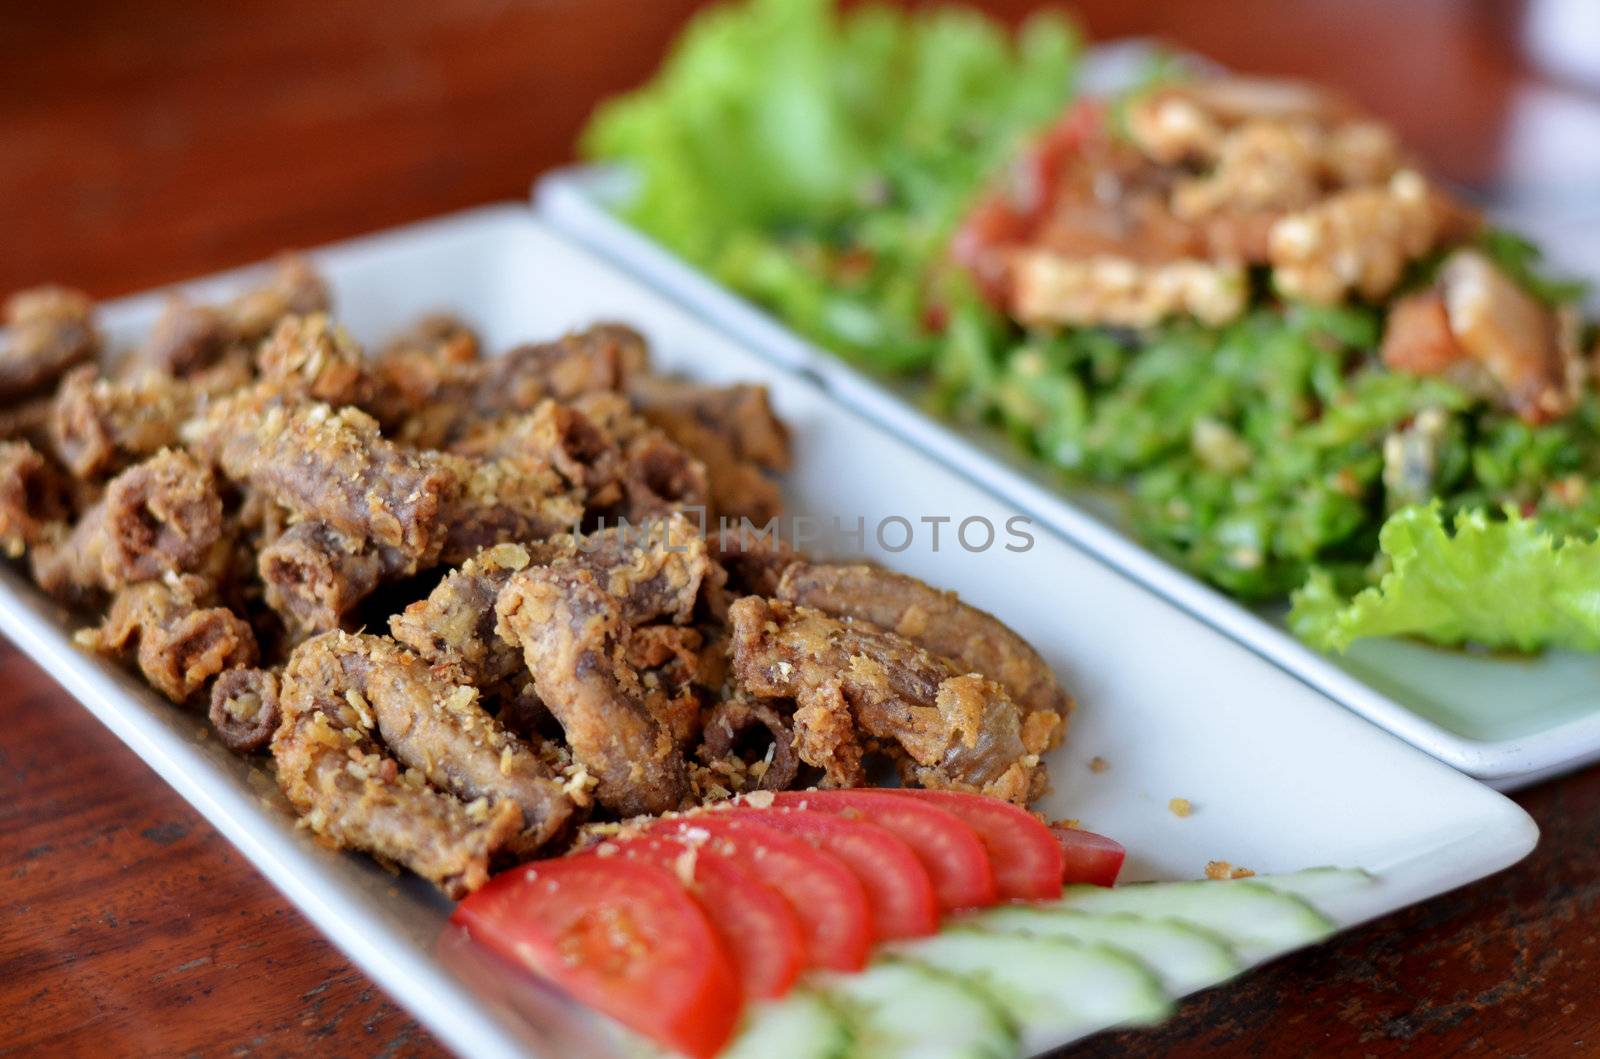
[878,789,1066,901]
[1049,825,1126,888]
[768,790,997,911]
[717,805,938,939]
[648,815,873,971]
[597,836,806,1000]
[451,856,740,1059]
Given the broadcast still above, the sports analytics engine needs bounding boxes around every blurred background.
[3,0,1599,296]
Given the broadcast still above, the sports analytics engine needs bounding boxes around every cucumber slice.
[1054,880,1335,962]
[821,959,1014,1059]
[891,928,1169,1054]
[722,990,852,1059]
[1252,867,1373,903]
[968,907,1243,995]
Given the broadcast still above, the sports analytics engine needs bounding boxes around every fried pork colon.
[961,76,1477,329]
[128,255,330,378]
[728,597,1047,805]
[78,573,257,703]
[776,561,1070,747]
[377,323,644,448]
[1381,249,1585,424]
[0,440,73,557]
[274,632,575,873]
[194,395,453,570]
[0,287,100,404]
[697,693,802,794]
[209,666,281,753]
[32,448,224,600]
[49,356,253,480]
[272,639,523,899]
[493,514,710,817]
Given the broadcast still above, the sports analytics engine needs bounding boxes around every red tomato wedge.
[595,836,806,1000]
[716,805,939,940]
[768,790,998,912]
[451,856,740,1059]
[878,789,1067,901]
[647,815,873,971]
[1049,825,1126,888]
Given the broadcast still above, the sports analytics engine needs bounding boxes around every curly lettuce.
[583,0,1079,371]
[1290,504,1600,652]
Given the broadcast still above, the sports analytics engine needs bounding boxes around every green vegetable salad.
[584,0,1598,654]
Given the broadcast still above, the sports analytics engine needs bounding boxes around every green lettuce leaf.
[1290,504,1600,653]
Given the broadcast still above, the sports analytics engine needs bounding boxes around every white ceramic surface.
[2,205,1537,1057]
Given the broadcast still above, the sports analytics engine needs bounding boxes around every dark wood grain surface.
[2,1,1598,1056]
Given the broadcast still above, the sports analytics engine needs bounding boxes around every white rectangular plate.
[4,205,1535,1058]
[534,155,1600,791]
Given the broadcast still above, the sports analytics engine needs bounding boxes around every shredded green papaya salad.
[583,0,1599,654]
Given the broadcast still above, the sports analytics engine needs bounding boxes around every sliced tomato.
[769,790,997,912]
[451,855,740,1059]
[648,815,873,971]
[1049,825,1126,888]
[597,836,806,1000]
[879,789,1066,901]
[717,805,938,940]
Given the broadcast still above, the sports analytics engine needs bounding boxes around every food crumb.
[1052,818,1081,831]
[1088,756,1109,773]
[1168,797,1193,818]
[1205,860,1255,880]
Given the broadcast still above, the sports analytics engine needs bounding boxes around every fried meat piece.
[1269,170,1477,306]
[49,358,250,480]
[0,440,72,557]
[0,287,99,404]
[379,313,480,364]
[272,653,523,898]
[698,693,801,793]
[224,255,332,343]
[450,400,623,505]
[1010,252,1249,329]
[390,541,542,692]
[634,401,783,525]
[728,597,1045,804]
[1383,250,1584,424]
[257,521,395,636]
[493,515,709,816]
[0,395,58,449]
[135,297,231,377]
[209,666,282,753]
[628,378,791,472]
[496,567,691,817]
[81,574,257,703]
[32,449,224,598]
[394,515,708,695]
[280,632,574,858]
[617,431,709,522]
[254,313,369,407]
[434,451,583,566]
[383,324,644,448]
[777,562,1070,747]
[198,397,454,569]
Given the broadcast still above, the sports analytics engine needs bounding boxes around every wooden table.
[3,1,1598,1055]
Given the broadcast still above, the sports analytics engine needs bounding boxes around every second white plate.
[535,162,1600,791]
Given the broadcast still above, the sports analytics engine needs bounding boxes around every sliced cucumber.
[820,959,1014,1059]
[967,906,1243,996]
[890,928,1169,1054]
[1252,867,1373,903]
[721,990,852,1059]
[1054,880,1334,962]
